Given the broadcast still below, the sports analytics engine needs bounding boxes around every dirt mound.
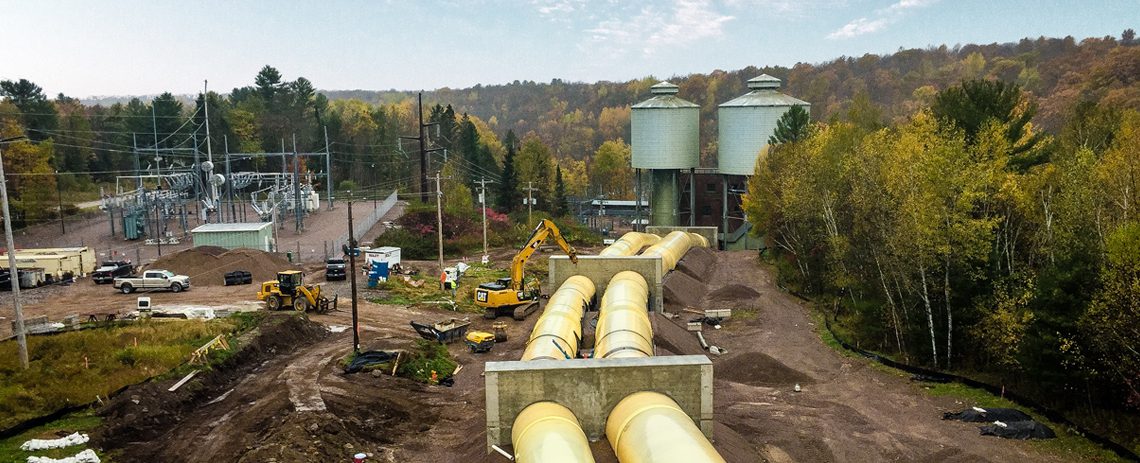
[149,246,295,287]
[652,312,707,356]
[707,284,761,303]
[662,271,707,310]
[676,246,716,280]
[716,352,815,387]
[93,314,328,451]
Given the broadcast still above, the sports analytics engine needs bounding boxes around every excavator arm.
[509,219,578,291]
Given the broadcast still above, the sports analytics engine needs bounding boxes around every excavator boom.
[509,219,577,290]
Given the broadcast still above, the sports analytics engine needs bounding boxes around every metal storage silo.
[631,82,699,226]
[717,74,809,176]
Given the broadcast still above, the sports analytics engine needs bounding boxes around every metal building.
[715,74,809,249]
[190,222,275,251]
[631,82,700,227]
[718,74,810,175]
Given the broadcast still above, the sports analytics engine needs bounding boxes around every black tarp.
[943,407,1033,423]
[979,420,1057,440]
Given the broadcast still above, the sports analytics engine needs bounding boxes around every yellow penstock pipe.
[512,401,596,463]
[606,391,725,463]
[594,271,653,359]
[521,275,596,361]
[640,231,708,272]
[600,232,662,256]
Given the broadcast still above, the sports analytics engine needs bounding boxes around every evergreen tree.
[495,130,520,212]
[553,165,569,217]
[0,79,58,141]
[769,105,811,145]
[931,79,1043,167]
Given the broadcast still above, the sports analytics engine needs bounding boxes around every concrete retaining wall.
[548,255,663,312]
[646,226,719,249]
[484,355,713,451]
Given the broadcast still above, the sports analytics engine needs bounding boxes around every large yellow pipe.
[512,402,596,463]
[594,271,653,359]
[521,275,596,361]
[640,231,708,272]
[606,391,725,463]
[600,232,662,256]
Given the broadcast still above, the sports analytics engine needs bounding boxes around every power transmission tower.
[399,92,443,204]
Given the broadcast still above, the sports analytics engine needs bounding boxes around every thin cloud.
[580,0,734,57]
[827,0,937,39]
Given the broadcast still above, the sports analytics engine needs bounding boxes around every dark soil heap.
[706,284,761,302]
[662,270,707,310]
[651,312,707,356]
[716,352,815,387]
[675,246,716,280]
[149,246,295,287]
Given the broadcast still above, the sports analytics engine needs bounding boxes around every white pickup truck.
[113,270,191,294]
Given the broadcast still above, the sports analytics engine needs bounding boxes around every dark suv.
[92,261,134,284]
[325,259,347,281]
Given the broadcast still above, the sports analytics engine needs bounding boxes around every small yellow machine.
[465,331,496,353]
[257,270,337,313]
[475,219,578,320]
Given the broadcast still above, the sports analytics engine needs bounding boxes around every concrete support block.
[484,355,713,452]
[548,255,664,312]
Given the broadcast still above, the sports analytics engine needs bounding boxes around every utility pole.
[224,135,235,222]
[292,134,302,233]
[0,137,29,369]
[478,177,494,260]
[524,182,539,228]
[399,92,443,204]
[55,171,64,235]
[192,132,202,221]
[419,94,428,204]
[347,197,359,353]
[132,134,142,190]
[155,200,163,257]
[204,80,218,220]
[323,125,333,209]
[434,172,444,272]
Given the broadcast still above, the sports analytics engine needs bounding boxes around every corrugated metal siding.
[718,105,790,176]
[631,106,700,169]
[192,226,274,251]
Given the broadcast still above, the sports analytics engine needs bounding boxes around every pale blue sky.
[1,0,1136,97]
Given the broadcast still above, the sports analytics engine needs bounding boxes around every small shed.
[190,223,275,251]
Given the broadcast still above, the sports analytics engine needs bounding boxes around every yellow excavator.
[475,219,578,320]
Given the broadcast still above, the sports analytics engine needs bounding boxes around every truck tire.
[293,297,309,312]
[170,282,183,293]
[120,283,134,294]
[266,295,283,310]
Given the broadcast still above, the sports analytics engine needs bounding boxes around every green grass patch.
[396,339,457,383]
[0,412,106,462]
[924,382,1126,462]
[0,317,245,431]
[370,264,510,314]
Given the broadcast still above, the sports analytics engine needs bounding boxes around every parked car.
[92,260,134,284]
[325,259,347,281]
[113,270,191,294]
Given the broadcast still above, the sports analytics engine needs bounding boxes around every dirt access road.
[87,250,1068,462]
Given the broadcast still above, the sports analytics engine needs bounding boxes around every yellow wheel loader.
[257,270,338,313]
[474,219,578,320]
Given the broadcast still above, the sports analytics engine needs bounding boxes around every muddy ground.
[11,247,1073,462]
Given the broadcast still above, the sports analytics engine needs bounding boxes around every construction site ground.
[5,248,1082,462]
